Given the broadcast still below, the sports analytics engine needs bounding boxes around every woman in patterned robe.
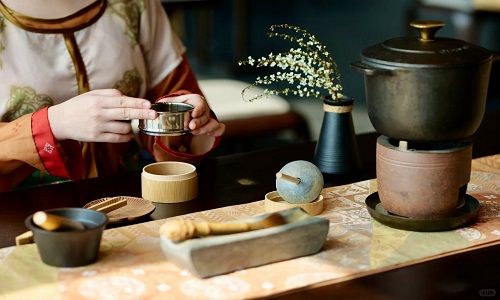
[0,0,225,191]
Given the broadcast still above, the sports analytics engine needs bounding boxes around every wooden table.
[0,132,379,249]
[1,110,499,298]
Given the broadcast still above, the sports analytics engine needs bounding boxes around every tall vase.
[313,96,362,174]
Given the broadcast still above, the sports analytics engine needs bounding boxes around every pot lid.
[361,20,493,68]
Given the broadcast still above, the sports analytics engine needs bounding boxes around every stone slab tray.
[160,207,329,278]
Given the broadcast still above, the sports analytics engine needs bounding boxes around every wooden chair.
[198,79,311,154]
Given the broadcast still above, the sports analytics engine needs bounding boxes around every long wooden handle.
[276,172,301,184]
[194,221,263,236]
[33,211,85,231]
[93,199,127,213]
[160,213,286,242]
[15,230,34,246]
[86,197,127,213]
[160,219,262,242]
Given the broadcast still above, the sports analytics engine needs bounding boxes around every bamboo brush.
[160,213,287,242]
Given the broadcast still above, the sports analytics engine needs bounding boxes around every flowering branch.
[239,24,343,102]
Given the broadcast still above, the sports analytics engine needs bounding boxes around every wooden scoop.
[160,213,287,243]
[33,211,86,231]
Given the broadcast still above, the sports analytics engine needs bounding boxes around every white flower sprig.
[238,24,343,102]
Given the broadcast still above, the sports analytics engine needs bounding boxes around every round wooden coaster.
[264,191,324,215]
[84,196,155,224]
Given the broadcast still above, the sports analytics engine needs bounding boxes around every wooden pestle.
[160,213,287,242]
[33,211,86,231]
[276,172,301,184]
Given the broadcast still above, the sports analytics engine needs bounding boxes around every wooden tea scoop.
[33,211,86,231]
[160,213,287,242]
[86,197,128,213]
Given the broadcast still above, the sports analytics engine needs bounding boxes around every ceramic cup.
[25,208,108,267]
[141,161,198,203]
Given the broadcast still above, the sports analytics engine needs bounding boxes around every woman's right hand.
[48,89,157,143]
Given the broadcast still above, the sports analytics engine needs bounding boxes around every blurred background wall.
[163,0,500,152]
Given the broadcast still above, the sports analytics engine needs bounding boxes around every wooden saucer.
[264,191,324,215]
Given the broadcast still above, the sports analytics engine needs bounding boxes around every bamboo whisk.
[160,213,287,242]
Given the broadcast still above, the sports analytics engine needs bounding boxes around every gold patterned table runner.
[0,154,499,299]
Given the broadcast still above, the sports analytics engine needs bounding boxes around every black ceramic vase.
[313,96,362,174]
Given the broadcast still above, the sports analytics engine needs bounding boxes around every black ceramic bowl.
[25,208,108,267]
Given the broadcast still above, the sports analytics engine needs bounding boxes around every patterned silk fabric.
[0,0,193,190]
[1,165,500,299]
[0,0,184,118]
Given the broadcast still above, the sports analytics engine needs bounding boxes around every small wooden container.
[265,191,324,215]
[142,162,197,203]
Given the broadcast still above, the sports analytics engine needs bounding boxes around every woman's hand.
[48,89,157,143]
[158,94,225,137]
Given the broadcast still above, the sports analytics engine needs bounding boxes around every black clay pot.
[313,96,362,174]
[25,208,108,267]
[351,20,500,142]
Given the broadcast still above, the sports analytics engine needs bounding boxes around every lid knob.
[410,20,445,42]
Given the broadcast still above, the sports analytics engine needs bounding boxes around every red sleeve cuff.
[154,135,221,158]
[32,107,83,179]
[155,90,191,102]
[154,90,222,156]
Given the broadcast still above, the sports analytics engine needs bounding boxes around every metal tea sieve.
[139,102,194,136]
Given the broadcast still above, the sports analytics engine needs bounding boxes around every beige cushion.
[473,0,500,12]
[198,79,291,122]
[420,0,474,12]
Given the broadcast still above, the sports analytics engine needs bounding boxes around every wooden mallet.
[33,211,86,231]
[160,213,287,242]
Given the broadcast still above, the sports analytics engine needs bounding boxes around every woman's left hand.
[158,94,225,137]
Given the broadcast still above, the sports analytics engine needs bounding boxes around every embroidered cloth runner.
[0,155,499,299]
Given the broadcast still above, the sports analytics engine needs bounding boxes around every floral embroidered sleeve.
[0,109,83,191]
[0,113,40,190]
[31,107,84,179]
